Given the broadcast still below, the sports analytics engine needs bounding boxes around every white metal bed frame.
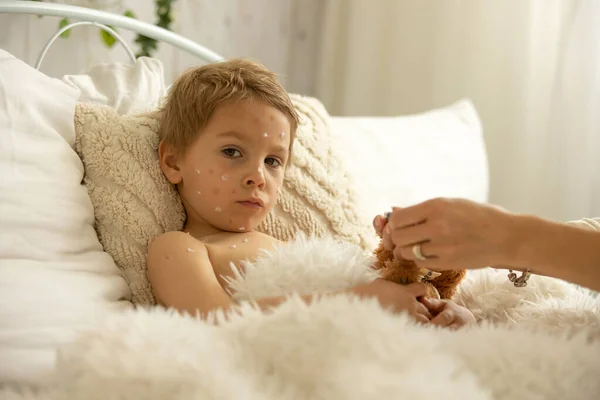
[0,0,225,68]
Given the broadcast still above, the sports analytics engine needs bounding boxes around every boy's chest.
[204,232,280,287]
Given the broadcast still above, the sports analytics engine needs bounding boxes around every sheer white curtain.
[316,0,600,222]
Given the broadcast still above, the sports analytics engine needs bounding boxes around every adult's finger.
[390,222,431,248]
[372,215,386,238]
[388,203,429,230]
[414,313,430,324]
[382,224,395,250]
[393,241,438,262]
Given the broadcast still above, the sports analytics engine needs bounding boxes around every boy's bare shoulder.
[149,230,204,249]
[147,231,209,266]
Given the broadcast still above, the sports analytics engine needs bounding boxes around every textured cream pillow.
[74,95,377,305]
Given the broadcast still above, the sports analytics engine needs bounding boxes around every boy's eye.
[222,148,241,157]
[265,157,282,167]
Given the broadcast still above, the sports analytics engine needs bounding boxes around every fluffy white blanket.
[4,236,600,400]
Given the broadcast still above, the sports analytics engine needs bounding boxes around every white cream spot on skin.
[230,244,237,249]
[187,248,194,252]
[215,207,222,212]
[258,167,263,174]
[238,227,245,231]
[195,168,201,174]
[263,132,269,137]
[281,132,286,138]
[221,174,228,181]
[242,238,249,243]
[196,190,202,195]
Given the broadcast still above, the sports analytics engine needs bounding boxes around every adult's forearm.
[512,215,600,291]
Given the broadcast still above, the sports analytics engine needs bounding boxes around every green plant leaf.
[123,9,136,19]
[100,26,117,48]
[59,17,71,38]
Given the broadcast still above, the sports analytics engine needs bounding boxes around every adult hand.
[373,198,518,271]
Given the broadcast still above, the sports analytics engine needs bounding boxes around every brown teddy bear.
[372,242,466,300]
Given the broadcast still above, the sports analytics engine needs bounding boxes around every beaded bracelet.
[507,269,532,287]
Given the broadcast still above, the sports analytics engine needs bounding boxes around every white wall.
[0,0,323,93]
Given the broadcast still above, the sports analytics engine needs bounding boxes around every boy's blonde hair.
[159,58,299,157]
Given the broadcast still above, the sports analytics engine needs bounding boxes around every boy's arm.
[147,231,321,317]
[147,232,434,319]
[147,231,233,316]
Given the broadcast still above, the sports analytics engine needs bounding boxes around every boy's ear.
[158,140,183,184]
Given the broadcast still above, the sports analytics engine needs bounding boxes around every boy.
[147,58,474,328]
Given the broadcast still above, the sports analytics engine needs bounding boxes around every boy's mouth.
[237,198,264,209]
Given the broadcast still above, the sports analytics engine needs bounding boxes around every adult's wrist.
[501,212,546,268]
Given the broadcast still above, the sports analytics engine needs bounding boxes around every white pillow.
[329,99,489,220]
[61,57,167,115]
[0,49,132,387]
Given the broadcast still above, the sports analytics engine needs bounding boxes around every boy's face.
[163,99,292,233]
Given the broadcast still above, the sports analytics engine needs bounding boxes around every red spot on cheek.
[231,189,237,194]
[228,218,233,223]
[213,188,220,195]
[270,115,274,121]
[209,169,214,174]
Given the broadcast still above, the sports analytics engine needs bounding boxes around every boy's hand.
[350,279,432,323]
[420,297,476,330]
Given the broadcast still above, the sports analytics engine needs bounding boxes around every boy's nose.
[244,166,265,188]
